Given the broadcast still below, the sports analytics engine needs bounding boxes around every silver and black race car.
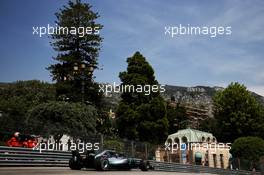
[69,150,150,171]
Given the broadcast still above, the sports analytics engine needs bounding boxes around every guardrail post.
[100,134,104,150]
[131,141,134,157]
[145,143,148,160]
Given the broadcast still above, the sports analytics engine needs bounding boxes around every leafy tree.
[213,82,264,142]
[167,103,188,134]
[0,80,56,133]
[199,117,217,134]
[230,137,264,169]
[96,110,116,136]
[103,139,125,153]
[116,52,168,143]
[47,0,103,105]
[26,101,97,141]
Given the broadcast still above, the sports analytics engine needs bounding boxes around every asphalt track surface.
[0,167,216,175]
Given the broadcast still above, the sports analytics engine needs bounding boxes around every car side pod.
[139,160,150,171]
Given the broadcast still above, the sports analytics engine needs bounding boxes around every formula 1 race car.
[69,150,150,171]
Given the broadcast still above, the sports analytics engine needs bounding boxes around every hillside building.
[155,128,231,169]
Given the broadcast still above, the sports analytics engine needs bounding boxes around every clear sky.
[0,0,264,96]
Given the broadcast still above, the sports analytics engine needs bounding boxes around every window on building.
[205,150,209,166]
[182,136,187,143]
[207,137,210,143]
[220,154,224,168]
[212,137,216,142]
[167,138,172,145]
[174,137,180,144]
[213,154,217,168]
[174,138,180,151]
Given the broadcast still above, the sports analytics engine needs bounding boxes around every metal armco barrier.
[0,146,71,167]
[0,146,262,175]
[149,161,262,175]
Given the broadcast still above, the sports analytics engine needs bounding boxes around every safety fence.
[149,161,262,175]
[0,146,262,175]
[0,146,70,167]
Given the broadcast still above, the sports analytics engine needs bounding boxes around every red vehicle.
[6,132,38,148]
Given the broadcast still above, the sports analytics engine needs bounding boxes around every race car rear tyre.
[140,160,149,171]
[101,159,110,171]
[69,158,82,170]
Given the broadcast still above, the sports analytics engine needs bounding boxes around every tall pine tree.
[116,52,168,143]
[48,0,103,105]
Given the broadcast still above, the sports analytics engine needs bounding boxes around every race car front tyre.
[140,160,149,171]
[101,159,110,171]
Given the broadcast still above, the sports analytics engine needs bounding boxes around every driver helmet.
[14,132,20,137]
